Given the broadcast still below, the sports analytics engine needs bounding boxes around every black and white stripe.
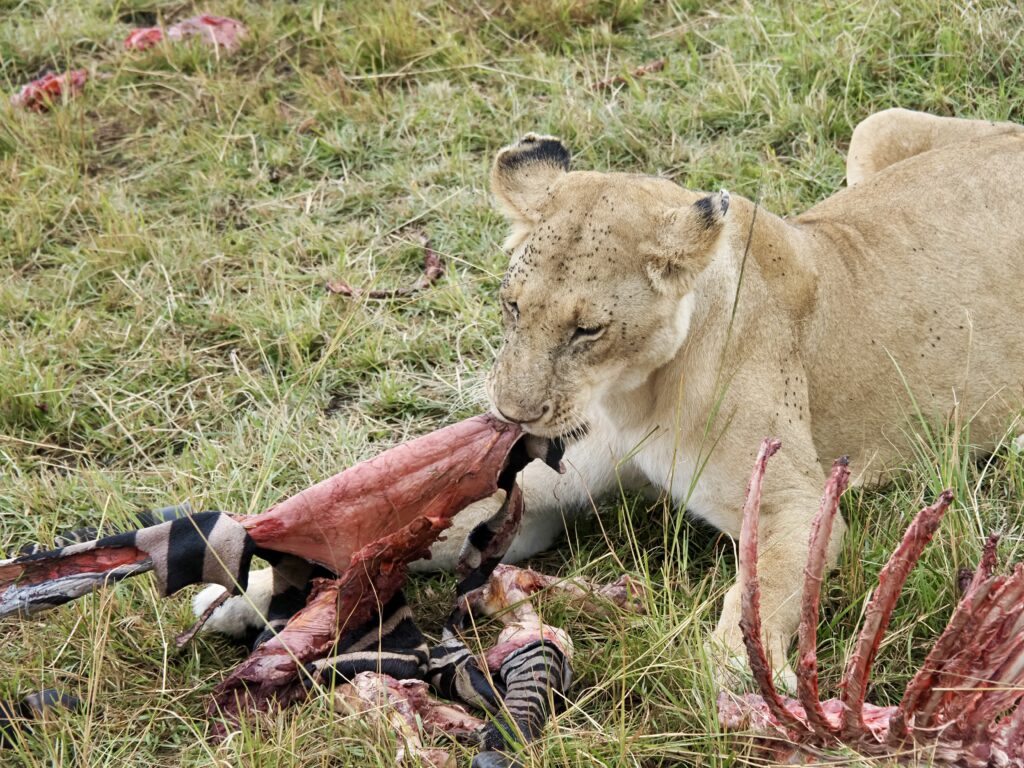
[0,690,81,749]
[484,640,571,746]
[1,435,571,760]
[246,554,328,648]
[0,509,255,618]
[305,592,428,684]
[428,629,504,715]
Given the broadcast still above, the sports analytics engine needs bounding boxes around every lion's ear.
[645,190,730,293]
[491,134,570,226]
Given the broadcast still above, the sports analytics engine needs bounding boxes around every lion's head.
[486,134,731,439]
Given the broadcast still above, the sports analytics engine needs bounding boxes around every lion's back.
[796,132,1024,473]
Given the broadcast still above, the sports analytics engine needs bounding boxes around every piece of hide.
[0,415,567,753]
[125,15,248,53]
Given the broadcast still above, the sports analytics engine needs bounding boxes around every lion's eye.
[571,324,606,343]
[504,300,520,322]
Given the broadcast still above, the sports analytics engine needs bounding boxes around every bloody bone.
[593,58,666,91]
[10,70,88,111]
[0,414,566,740]
[460,565,644,767]
[464,565,580,767]
[326,235,444,299]
[334,672,486,768]
[208,489,521,719]
[0,412,650,763]
[328,567,644,768]
[718,438,1024,766]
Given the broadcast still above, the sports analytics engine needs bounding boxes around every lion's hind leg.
[846,108,1023,186]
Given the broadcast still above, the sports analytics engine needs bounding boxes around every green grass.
[1,0,1023,765]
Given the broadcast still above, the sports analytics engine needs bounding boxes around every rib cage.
[718,438,1024,766]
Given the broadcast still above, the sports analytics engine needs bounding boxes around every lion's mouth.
[522,421,590,445]
[560,422,590,443]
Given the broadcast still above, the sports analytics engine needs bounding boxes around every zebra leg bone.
[334,671,486,768]
[463,565,575,765]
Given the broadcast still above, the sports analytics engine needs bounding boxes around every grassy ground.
[2,0,1023,765]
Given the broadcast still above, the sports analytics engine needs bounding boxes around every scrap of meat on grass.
[10,70,88,111]
[124,15,247,52]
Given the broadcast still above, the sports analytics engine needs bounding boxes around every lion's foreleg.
[712,471,845,691]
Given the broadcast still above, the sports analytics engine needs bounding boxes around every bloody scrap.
[10,70,88,111]
[123,28,164,51]
[337,565,644,768]
[124,15,248,53]
[335,673,484,768]
[593,59,667,91]
[718,438,1024,766]
[12,13,247,111]
[0,415,643,764]
[327,234,445,300]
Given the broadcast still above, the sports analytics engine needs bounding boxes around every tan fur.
[421,110,1024,684]
[846,107,1024,185]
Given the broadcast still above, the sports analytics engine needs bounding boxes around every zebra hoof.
[471,751,522,768]
[1,689,81,748]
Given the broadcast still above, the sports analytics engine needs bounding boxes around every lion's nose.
[495,402,551,425]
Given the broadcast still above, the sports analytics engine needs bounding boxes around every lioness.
[430,108,1024,683]
[203,110,1024,684]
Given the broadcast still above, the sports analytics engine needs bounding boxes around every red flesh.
[124,28,163,50]
[11,70,88,111]
[0,546,149,591]
[241,415,522,574]
[211,415,526,721]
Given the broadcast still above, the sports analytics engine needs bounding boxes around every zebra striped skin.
[0,433,571,762]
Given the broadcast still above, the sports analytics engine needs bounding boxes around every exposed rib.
[953,567,1024,736]
[737,438,806,733]
[839,490,953,740]
[912,572,1009,730]
[890,534,1000,741]
[1001,694,1024,759]
[796,457,850,739]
